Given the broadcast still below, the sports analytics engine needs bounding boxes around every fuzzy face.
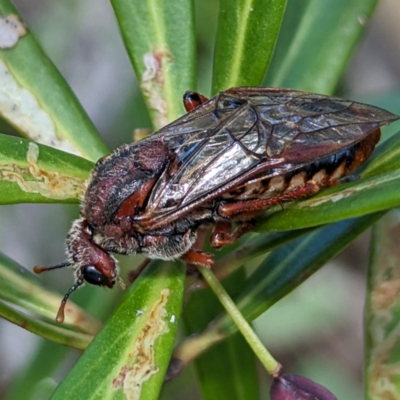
[66,218,118,288]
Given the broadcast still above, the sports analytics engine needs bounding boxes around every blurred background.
[0,0,399,399]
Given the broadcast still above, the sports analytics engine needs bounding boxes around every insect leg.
[218,181,320,218]
[181,250,214,268]
[210,221,254,249]
[183,91,209,112]
[128,258,151,283]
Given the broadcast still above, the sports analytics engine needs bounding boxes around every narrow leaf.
[265,0,378,93]
[0,0,108,160]
[51,260,186,400]
[212,229,313,283]
[0,134,94,203]
[111,0,195,128]
[0,301,92,349]
[213,0,287,93]
[196,333,260,400]
[175,214,382,360]
[220,215,382,334]
[365,211,400,399]
[0,250,101,335]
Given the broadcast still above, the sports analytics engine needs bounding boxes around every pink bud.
[270,374,338,400]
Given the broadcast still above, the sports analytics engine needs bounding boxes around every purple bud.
[270,374,338,400]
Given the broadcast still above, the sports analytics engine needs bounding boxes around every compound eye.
[81,265,109,286]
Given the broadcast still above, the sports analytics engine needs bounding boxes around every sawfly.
[34,87,399,322]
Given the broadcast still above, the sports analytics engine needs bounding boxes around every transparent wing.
[144,87,398,216]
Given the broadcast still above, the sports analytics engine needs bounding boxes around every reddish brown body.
[34,87,399,322]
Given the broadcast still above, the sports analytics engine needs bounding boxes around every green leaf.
[0,0,109,161]
[197,333,260,400]
[265,0,378,93]
[176,214,381,358]
[183,269,259,400]
[212,229,313,282]
[212,0,287,93]
[219,215,382,335]
[365,211,400,399]
[0,301,92,349]
[0,250,101,337]
[0,134,94,203]
[50,260,186,400]
[111,0,195,128]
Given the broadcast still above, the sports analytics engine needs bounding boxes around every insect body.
[34,87,399,322]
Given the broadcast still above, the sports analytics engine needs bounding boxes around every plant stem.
[197,266,281,375]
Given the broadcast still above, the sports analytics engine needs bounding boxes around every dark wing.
[143,87,398,220]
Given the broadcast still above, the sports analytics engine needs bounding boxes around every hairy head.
[34,218,119,323]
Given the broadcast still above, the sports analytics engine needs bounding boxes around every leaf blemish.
[0,60,79,155]
[141,51,172,128]
[368,281,400,397]
[0,142,86,199]
[113,289,171,399]
[0,15,26,48]
[372,280,400,310]
[300,188,358,208]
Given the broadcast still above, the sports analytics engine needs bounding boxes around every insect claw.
[211,222,253,248]
[181,250,214,268]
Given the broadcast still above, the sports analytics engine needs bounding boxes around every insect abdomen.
[224,128,380,201]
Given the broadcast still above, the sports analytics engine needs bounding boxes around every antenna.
[56,279,84,324]
[33,262,70,274]
[33,261,81,323]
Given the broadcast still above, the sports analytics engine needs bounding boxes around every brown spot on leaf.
[113,289,171,399]
[0,142,86,199]
[141,50,173,129]
[366,214,400,399]
[372,280,400,310]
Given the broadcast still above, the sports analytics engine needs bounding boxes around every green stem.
[197,266,281,375]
